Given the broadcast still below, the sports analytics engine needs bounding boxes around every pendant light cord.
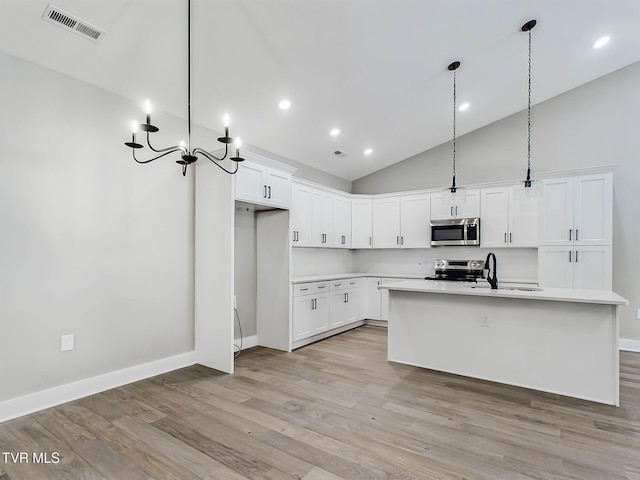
[187,0,192,152]
[452,68,457,183]
[527,27,532,176]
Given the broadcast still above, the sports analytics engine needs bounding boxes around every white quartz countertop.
[291,273,425,284]
[379,279,629,306]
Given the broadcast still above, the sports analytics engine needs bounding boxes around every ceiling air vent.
[334,150,347,158]
[42,4,105,43]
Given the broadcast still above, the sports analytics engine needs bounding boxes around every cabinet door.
[235,161,266,204]
[351,199,373,248]
[291,183,313,246]
[329,291,348,328]
[538,247,574,288]
[480,187,509,248]
[311,189,333,247]
[430,192,452,220]
[292,295,328,341]
[508,187,539,247]
[455,189,480,218]
[344,289,359,324]
[400,194,430,248]
[574,246,612,290]
[265,169,291,209]
[372,197,401,248]
[360,277,381,320]
[540,178,574,245]
[332,195,351,248]
[573,174,612,246]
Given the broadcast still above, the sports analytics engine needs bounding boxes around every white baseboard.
[620,338,640,352]
[0,351,196,424]
[235,335,258,351]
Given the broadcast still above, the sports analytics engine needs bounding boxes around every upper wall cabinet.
[351,198,373,249]
[480,186,539,248]
[291,182,314,246]
[371,194,430,249]
[332,194,352,248]
[430,189,480,220]
[539,173,612,246]
[372,196,401,248]
[234,153,296,209]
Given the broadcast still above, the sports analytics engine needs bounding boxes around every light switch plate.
[61,334,74,352]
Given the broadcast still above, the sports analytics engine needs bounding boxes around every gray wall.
[353,61,640,341]
[0,51,198,401]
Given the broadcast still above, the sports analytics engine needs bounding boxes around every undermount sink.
[470,285,542,292]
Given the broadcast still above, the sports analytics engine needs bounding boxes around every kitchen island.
[380,280,628,405]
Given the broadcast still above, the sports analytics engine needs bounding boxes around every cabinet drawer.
[330,279,359,291]
[293,281,330,296]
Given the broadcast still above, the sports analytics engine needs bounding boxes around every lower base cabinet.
[360,277,382,320]
[539,246,612,290]
[329,288,359,328]
[292,293,329,341]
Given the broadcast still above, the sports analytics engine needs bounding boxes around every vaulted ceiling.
[1,0,638,180]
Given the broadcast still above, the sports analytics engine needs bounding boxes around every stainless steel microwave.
[430,218,480,246]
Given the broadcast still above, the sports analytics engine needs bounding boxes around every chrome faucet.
[485,252,498,290]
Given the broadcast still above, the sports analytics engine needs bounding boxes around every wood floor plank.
[2,325,640,479]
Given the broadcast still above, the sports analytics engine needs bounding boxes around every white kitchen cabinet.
[360,277,381,320]
[430,189,480,220]
[540,173,612,246]
[329,286,359,328]
[372,196,401,248]
[538,245,612,290]
[311,188,333,246]
[332,195,351,248]
[292,281,330,341]
[351,198,373,249]
[291,183,313,246]
[480,186,538,248]
[399,194,430,248]
[235,160,292,209]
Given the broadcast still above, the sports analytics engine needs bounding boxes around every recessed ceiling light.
[593,36,610,49]
[330,128,341,137]
[278,99,291,110]
[458,102,470,111]
[364,148,373,156]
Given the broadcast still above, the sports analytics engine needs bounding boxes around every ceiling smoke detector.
[42,4,105,43]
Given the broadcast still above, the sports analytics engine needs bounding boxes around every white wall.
[234,209,257,338]
[0,52,196,401]
[353,62,640,341]
[291,248,354,277]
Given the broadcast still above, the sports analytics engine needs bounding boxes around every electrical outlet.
[480,316,489,328]
[61,334,74,352]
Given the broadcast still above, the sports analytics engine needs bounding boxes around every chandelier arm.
[192,144,229,162]
[132,147,183,164]
[193,148,239,174]
[145,131,187,154]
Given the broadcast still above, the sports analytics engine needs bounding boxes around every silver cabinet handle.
[576,250,579,262]
[296,231,299,241]
[455,205,458,216]
[396,236,400,245]
[317,285,326,289]
[504,233,507,243]
[369,236,372,245]
[334,283,342,287]
[346,292,349,302]
[569,229,572,241]
[342,235,346,244]
[344,293,347,303]
[569,251,572,262]
[400,236,404,245]
[576,229,579,241]
[268,185,271,199]
[349,281,356,285]
[300,287,309,291]
[509,233,512,243]
[450,206,454,216]
[263,185,267,198]
[310,298,315,310]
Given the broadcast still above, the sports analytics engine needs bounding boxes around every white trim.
[620,338,640,352]
[236,335,259,351]
[0,351,196,424]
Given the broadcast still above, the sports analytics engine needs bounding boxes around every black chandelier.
[521,19,537,188]
[447,60,461,194]
[124,0,244,176]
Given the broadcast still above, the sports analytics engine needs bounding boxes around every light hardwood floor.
[1,326,639,479]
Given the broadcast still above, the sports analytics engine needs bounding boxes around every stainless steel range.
[425,259,485,283]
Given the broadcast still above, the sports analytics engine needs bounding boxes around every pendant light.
[124,0,244,177]
[446,60,464,204]
[518,19,541,196]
